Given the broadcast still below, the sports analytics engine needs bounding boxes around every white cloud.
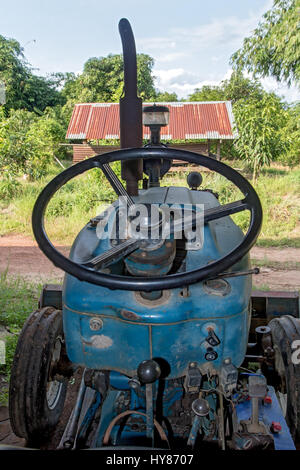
[170,15,258,50]
[260,77,300,103]
[154,66,300,102]
[156,52,186,63]
[138,37,177,51]
[154,68,224,98]
[147,0,298,103]
[140,1,272,62]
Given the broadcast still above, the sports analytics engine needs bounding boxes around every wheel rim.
[46,380,63,410]
[273,343,288,417]
[47,335,64,410]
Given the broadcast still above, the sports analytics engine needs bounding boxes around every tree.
[153,91,178,102]
[0,35,28,112]
[188,85,224,102]
[0,108,66,179]
[233,92,288,179]
[0,34,62,114]
[61,53,156,105]
[278,102,300,166]
[187,72,290,171]
[221,72,264,103]
[188,73,264,103]
[231,0,300,87]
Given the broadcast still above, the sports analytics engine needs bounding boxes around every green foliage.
[0,35,62,114]
[233,92,289,178]
[0,175,22,200]
[0,273,41,403]
[0,108,66,179]
[188,72,298,173]
[189,72,264,103]
[221,72,264,103]
[60,53,156,106]
[153,91,179,102]
[277,102,300,166]
[188,73,281,168]
[189,85,224,102]
[231,0,300,87]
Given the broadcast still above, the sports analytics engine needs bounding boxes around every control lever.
[137,360,161,444]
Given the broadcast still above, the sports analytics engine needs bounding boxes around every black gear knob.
[137,360,161,384]
[187,171,202,190]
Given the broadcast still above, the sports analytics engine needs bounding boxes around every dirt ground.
[0,234,299,290]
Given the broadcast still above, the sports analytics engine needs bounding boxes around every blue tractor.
[8,19,300,451]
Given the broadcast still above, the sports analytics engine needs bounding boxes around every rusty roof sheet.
[66,101,237,140]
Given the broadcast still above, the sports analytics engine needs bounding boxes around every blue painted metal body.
[63,186,251,378]
[235,386,296,450]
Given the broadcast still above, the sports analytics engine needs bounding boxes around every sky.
[1,0,299,102]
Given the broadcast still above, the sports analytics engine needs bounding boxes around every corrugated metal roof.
[66,101,237,140]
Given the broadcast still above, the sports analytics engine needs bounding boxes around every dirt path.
[0,234,69,283]
[0,234,299,290]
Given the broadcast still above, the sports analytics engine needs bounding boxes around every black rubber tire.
[9,307,67,446]
[269,315,300,441]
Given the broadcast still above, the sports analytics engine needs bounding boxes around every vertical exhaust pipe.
[119,18,143,195]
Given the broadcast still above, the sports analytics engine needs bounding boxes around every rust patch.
[120,309,142,321]
[90,335,113,349]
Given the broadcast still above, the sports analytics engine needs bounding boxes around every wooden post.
[216,139,221,161]
[207,139,211,156]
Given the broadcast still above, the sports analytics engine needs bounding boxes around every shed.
[66,101,237,164]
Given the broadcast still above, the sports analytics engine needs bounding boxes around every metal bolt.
[89,317,103,331]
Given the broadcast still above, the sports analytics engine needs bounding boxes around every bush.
[0,108,66,180]
[0,176,22,200]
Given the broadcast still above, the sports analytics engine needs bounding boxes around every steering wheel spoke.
[171,199,248,236]
[204,199,248,223]
[100,162,134,207]
[83,238,141,269]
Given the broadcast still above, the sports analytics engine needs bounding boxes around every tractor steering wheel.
[32,147,262,291]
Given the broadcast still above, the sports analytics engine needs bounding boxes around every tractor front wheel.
[269,315,300,442]
[9,307,68,446]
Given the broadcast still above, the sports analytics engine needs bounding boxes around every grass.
[252,284,271,291]
[251,257,300,270]
[0,271,41,405]
[0,160,299,247]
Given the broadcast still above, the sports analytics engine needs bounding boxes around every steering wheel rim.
[32,147,262,291]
